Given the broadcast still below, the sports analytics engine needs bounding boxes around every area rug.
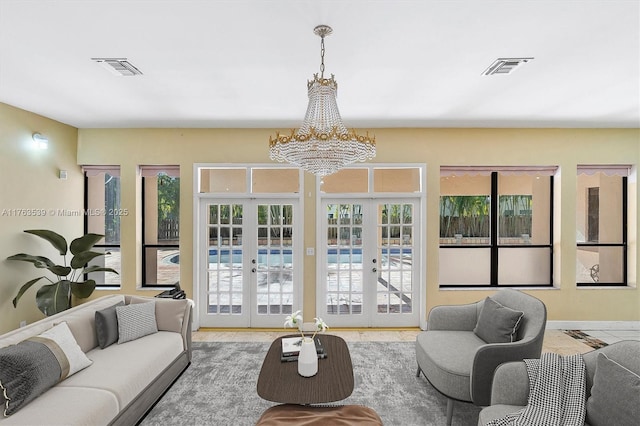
[140,341,480,425]
[563,330,609,349]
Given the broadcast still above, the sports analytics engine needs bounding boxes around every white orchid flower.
[284,310,303,329]
[311,317,329,339]
[314,317,328,332]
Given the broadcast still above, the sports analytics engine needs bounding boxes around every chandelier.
[269,25,376,177]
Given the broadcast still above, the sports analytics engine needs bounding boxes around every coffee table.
[256,334,354,404]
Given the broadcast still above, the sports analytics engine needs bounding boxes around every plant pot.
[297,337,318,377]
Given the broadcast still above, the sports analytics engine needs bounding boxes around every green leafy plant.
[7,229,118,316]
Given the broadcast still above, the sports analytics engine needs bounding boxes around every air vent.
[91,58,143,76]
[482,57,533,76]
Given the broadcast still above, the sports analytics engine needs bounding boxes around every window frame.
[141,167,180,288]
[576,171,628,287]
[83,166,121,289]
[439,169,555,288]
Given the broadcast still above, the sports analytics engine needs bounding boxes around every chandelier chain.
[319,35,325,79]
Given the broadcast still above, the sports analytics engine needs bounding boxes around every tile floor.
[192,328,639,355]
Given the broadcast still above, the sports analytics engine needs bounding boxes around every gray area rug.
[140,341,480,425]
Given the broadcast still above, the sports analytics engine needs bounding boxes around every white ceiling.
[0,0,638,129]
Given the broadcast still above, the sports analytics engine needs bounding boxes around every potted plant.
[7,229,118,316]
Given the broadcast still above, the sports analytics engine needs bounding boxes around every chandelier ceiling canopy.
[269,25,376,178]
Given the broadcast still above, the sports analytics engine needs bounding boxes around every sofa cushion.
[116,301,158,344]
[415,330,486,401]
[95,301,124,349]
[477,404,524,426]
[129,296,189,333]
[586,352,640,426]
[0,322,92,416]
[59,331,183,408]
[0,386,119,426]
[474,297,524,343]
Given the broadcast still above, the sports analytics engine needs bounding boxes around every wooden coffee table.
[256,334,354,404]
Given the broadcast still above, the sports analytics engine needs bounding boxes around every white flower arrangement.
[284,310,329,339]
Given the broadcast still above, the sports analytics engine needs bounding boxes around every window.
[576,165,629,286]
[142,166,180,287]
[198,166,302,194]
[84,166,122,287]
[439,166,555,287]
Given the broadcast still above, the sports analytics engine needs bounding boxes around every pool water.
[170,247,411,265]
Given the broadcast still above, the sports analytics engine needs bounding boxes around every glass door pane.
[202,202,249,327]
[255,203,295,318]
[373,201,419,326]
[325,203,365,318]
[377,203,412,314]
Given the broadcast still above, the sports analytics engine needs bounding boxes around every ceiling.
[0,0,638,129]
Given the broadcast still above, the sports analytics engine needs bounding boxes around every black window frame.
[439,171,554,288]
[83,169,121,289]
[141,172,180,288]
[577,175,628,287]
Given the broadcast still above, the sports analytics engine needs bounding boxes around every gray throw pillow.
[473,297,524,343]
[116,301,158,344]
[0,322,92,416]
[586,353,640,426]
[95,301,124,349]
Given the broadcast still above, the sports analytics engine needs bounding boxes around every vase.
[297,337,318,377]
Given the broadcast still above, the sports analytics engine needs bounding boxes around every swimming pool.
[170,247,412,265]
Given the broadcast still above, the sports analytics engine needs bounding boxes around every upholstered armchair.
[415,289,547,425]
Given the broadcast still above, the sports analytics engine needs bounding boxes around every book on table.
[281,336,326,362]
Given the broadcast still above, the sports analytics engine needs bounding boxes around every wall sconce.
[32,133,48,150]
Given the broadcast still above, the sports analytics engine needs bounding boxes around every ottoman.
[256,404,383,425]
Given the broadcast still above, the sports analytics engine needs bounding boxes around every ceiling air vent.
[482,57,533,76]
[91,58,143,76]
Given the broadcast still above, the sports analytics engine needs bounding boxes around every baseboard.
[547,320,640,330]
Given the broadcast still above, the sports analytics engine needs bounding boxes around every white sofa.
[0,294,192,426]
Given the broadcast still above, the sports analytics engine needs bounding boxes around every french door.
[317,198,420,327]
[198,198,300,327]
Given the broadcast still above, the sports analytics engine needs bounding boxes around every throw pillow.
[473,297,524,343]
[116,301,158,344]
[95,301,125,349]
[586,353,640,426]
[0,322,92,416]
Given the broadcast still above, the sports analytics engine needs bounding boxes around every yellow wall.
[76,127,640,326]
[0,103,82,333]
[1,102,638,333]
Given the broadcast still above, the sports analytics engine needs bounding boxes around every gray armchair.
[415,289,547,425]
[478,340,640,426]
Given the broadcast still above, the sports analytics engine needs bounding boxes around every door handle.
[372,268,377,273]
[252,268,256,273]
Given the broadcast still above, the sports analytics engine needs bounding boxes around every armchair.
[415,289,547,425]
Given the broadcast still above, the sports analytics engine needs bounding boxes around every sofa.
[0,294,192,426]
[478,340,640,426]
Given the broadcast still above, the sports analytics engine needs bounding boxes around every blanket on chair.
[486,353,586,426]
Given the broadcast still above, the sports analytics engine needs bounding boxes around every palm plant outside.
[440,195,532,239]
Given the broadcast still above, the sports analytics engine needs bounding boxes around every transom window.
[198,166,300,194]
